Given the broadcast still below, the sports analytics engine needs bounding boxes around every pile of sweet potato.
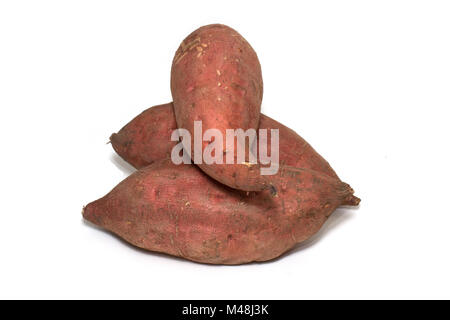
[83,24,360,265]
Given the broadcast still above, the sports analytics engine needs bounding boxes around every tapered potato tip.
[81,204,90,220]
[337,182,360,206]
[109,132,128,159]
[342,195,361,206]
[82,200,102,225]
[109,133,121,147]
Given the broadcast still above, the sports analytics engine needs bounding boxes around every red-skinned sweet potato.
[83,159,358,265]
[110,103,176,169]
[171,24,266,191]
[110,103,339,179]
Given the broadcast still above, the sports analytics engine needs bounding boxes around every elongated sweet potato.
[83,159,359,265]
[110,103,339,179]
[171,24,266,191]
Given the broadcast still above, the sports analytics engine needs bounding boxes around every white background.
[0,0,449,299]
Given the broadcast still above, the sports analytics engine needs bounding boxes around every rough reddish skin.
[111,103,340,179]
[83,159,359,265]
[110,103,175,169]
[171,24,266,192]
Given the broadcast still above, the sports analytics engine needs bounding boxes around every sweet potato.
[171,24,266,191]
[110,103,339,178]
[83,159,359,265]
[110,103,175,169]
